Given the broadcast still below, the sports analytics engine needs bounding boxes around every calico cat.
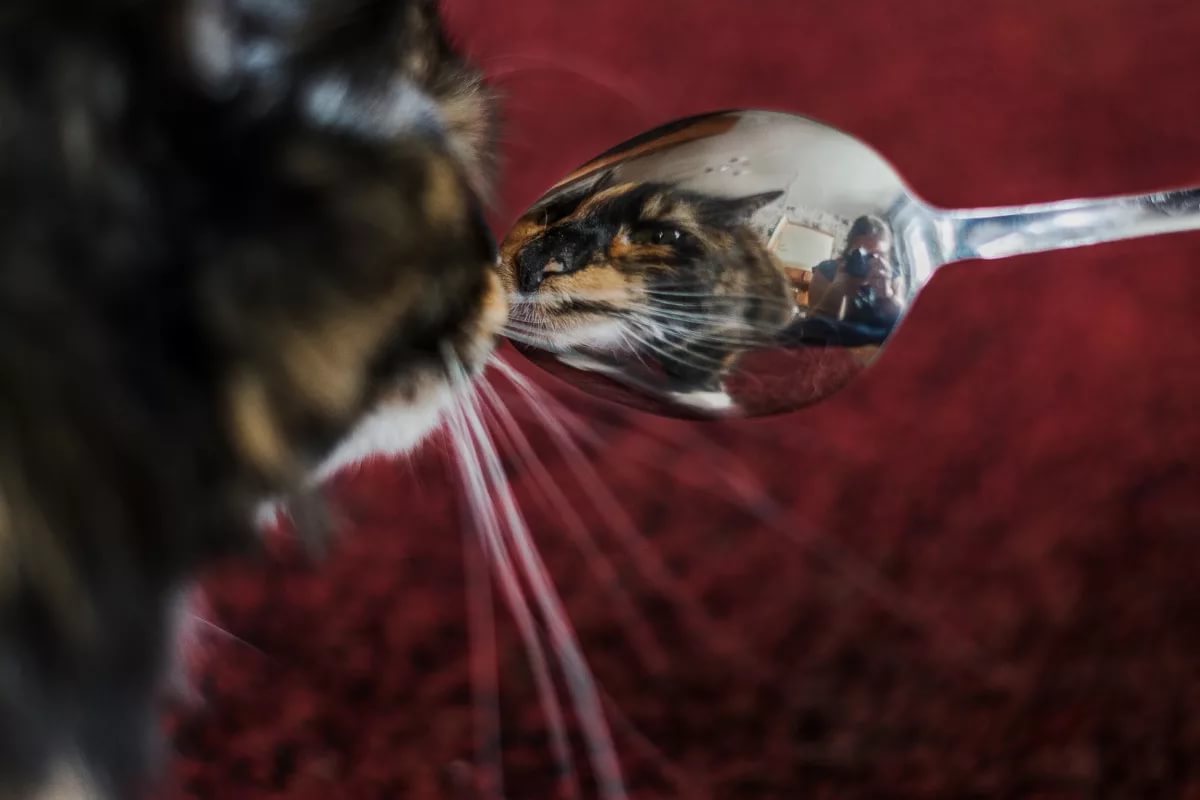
[0,0,501,797]
[501,173,797,394]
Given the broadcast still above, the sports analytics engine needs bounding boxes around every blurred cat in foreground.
[0,0,503,796]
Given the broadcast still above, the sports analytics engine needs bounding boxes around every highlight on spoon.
[498,109,920,418]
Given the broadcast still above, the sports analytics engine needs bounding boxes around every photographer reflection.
[784,215,905,347]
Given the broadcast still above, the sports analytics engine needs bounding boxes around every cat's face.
[499,177,794,395]
[0,0,501,796]
[500,176,791,357]
[171,0,507,482]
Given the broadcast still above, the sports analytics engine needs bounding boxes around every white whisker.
[645,286,796,305]
[463,517,504,799]
[643,296,794,312]
[499,325,552,348]
[188,614,266,656]
[450,360,628,799]
[443,396,581,798]
[508,290,632,305]
[635,303,784,331]
[636,314,777,347]
[490,358,762,673]
[475,376,670,675]
[622,322,730,371]
[605,412,989,669]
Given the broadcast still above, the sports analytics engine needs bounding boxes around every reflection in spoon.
[502,171,797,407]
[499,109,1200,418]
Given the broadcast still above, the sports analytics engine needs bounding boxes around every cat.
[500,172,797,396]
[0,0,502,797]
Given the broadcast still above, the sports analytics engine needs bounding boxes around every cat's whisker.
[500,318,578,346]
[635,313,765,348]
[502,309,545,329]
[474,376,670,674]
[624,334,731,378]
[616,323,701,366]
[443,390,581,798]
[508,290,632,305]
[637,295,774,314]
[644,288,798,308]
[502,317,550,333]
[510,293,784,350]
[645,289,797,307]
[648,325,772,348]
[639,296,796,322]
[462,518,505,800]
[506,304,765,386]
[512,286,794,314]
[632,307,780,343]
[625,298,768,323]
[187,613,266,656]
[489,358,757,669]
[601,411,989,669]
[510,287,786,333]
[622,322,734,371]
[616,328,652,370]
[499,325,552,349]
[449,355,629,800]
[633,323,770,355]
[525,388,977,673]
[478,52,656,119]
[592,685,704,800]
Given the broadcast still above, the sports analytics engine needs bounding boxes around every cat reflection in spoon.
[500,171,798,404]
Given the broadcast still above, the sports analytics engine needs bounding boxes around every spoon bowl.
[498,109,1200,418]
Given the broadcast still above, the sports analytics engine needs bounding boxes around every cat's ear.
[587,167,619,194]
[532,167,620,225]
[708,190,785,225]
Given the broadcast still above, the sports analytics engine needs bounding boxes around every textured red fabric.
[166,1,1200,797]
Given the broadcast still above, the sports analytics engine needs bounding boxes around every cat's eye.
[630,226,685,245]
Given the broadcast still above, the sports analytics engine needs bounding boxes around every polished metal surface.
[498,110,1200,418]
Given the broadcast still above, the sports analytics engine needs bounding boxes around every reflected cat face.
[500,174,796,391]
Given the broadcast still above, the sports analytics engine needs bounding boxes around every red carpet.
[167,1,1200,797]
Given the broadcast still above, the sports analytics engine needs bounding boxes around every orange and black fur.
[502,174,795,393]
[0,0,502,796]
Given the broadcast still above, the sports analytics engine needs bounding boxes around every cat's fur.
[501,173,795,392]
[0,0,502,796]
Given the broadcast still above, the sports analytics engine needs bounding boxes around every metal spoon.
[498,109,1200,418]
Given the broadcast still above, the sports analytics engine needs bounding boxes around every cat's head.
[500,174,786,353]
[0,0,501,796]
[163,0,507,481]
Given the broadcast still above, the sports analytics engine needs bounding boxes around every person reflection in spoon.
[785,215,905,347]
[811,215,904,324]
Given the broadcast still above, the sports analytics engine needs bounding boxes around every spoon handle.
[933,186,1200,265]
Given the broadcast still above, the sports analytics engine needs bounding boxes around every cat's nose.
[516,248,550,292]
[517,240,577,292]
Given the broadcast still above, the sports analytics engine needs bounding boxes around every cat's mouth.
[505,293,632,356]
[514,296,620,323]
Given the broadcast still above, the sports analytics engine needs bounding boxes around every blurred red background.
[167,1,1200,797]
